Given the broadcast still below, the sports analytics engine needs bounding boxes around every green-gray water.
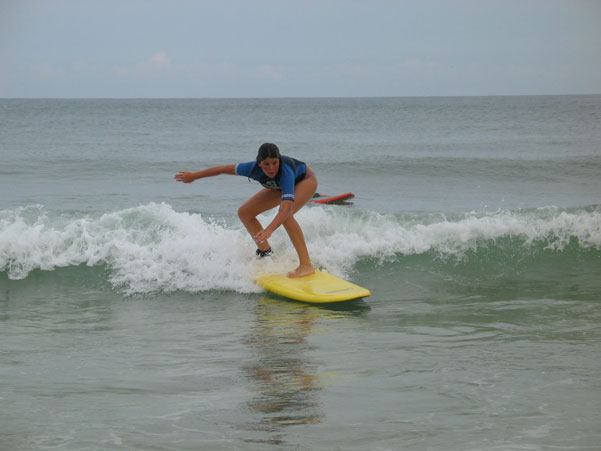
[2,96,600,449]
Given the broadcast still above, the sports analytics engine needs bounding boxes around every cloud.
[251,65,282,81]
[147,51,171,71]
[33,63,70,80]
[403,59,441,71]
[114,51,173,77]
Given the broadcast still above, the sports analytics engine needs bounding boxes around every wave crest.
[1,203,600,294]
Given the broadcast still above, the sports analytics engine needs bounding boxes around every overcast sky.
[1,0,600,98]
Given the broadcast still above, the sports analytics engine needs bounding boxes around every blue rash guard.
[234,155,308,202]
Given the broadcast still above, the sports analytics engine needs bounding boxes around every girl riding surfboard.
[175,143,317,278]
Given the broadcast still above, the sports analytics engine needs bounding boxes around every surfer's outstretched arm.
[175,164,236,183]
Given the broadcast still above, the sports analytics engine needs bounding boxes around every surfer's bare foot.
[287,265,315,278]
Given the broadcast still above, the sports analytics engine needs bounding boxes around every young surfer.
[174,143,317,278]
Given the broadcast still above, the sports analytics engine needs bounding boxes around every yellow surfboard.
[255,270,370,303]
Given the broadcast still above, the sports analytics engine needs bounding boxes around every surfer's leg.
[238,188,281,251]
[283,217,313,277]
[284,173,318,278]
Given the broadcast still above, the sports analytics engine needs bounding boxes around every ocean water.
[1,96,600,450]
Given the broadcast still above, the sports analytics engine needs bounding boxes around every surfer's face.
[258,157,279,178]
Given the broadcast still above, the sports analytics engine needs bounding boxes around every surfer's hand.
[175,171,196,183]
[254,229,272,244]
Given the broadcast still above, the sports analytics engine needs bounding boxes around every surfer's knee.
[237,204,253,222]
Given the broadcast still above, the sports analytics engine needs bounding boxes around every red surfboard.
[310,192,355,204]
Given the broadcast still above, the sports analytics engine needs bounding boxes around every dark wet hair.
[256,143,281,163]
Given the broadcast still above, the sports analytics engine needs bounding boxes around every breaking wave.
[1,203,600,295]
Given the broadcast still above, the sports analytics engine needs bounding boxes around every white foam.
[1,203,600,294]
